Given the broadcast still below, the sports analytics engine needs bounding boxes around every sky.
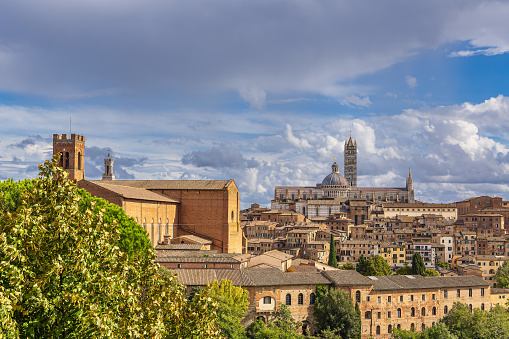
[3,0,509,208]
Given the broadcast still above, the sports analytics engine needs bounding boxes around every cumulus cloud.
[406,75,417,88]
[283,124,311,150]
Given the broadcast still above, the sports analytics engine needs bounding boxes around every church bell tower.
[102,152,115,181]
[344,135,357,187]
[53,133,85,181]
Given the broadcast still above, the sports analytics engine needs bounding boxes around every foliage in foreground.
[246,304,303,339]
[0,157,220,338]
[496,260,509,288]
[328,234,338,268]
[313,287,361,339]
[208,279,249,339]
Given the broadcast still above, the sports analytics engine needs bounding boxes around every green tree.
[246,305,303,339]
[0,156,220,338]
[341,263,356,270]
[436,261,450,269]
[0,176,152,261]
[314,288,361,339]
[328,234,338,268]
[422,269,440,277]
[392,323,457,339]
[395,263,412,275]
[496,260,509,288]
[411,253,426,276]
[361,255,392,276]
[208,279,249,339]
[78,189,152,260]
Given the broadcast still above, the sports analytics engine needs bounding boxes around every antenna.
[70,117,72,135]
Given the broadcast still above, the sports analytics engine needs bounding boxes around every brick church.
[52,133,245,254]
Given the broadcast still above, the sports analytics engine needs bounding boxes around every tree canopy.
[208,279,249,339]
[314,288,361,338]
[0,157,221,338]
[496,260,509,288]
[357,255,392,276]
[246,304,303,339]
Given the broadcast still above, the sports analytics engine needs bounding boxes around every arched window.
[231,211,234,222]
[469,304,472,312]
[310,293,316,305]
[422,323,426,331]
[469,288,473,297]
[397,324,401,329]
[355,290,361,304]
[388,325,392,333]
[65,152,70,169]
[286,294,291,305]
[397,308,401,318]
[481,303,485,311]
[376,326,380,335]
[432,307,436,316]
[444,305,448,314]
[77,152,82,170]
[410,323,415,331]
[421,307,426,316]
[411,307,415,317]
[365,311,371,319]
[298,293,303,305]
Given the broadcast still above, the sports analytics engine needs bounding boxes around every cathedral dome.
[321,172,348,187]
[321,161,349,187]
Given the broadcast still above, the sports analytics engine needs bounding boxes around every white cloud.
[339,95,372,108]
[406,75,417,88]
[239,87,266,112]
[283,124,311,150]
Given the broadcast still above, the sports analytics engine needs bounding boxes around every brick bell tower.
[53,134,85,181]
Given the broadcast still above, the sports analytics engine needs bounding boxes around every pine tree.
[328,234,338,268]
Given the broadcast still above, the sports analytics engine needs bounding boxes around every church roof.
[81,180,179,203]
[90,179,234,190]
[321,172,348,187]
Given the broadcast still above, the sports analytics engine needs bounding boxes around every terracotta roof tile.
[90,179,233,190]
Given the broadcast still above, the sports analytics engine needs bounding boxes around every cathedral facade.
[271,136,415,218]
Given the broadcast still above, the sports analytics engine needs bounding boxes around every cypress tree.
[328,234,338,268]
[357,254,366,275]
[411,252,426,276]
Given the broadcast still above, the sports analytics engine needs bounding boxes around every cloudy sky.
[2,0,509,208]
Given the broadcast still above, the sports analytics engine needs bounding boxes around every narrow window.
[421,307,426,316]
[365,311,371,319]
[310,293,316,305]
[286,294,291,305]
[444,305,448,314]
[298,293,303,305]
[376,326,380,335]
[388,325,392,333]
[356,291,361,303]
[469,288,473,297]
[457,289,461,298]
[263,296,271,304]
[397,308,401,318]
[411,307,415,317]
[432,307,436,315]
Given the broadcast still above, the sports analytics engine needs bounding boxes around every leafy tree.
[314,288,361,339]
[208,279,249,339]
[0,176,152,261]
[0,157,220,338]
[395,263,412,275]
[328,234,338,268]
[422,269,440,277]
[437,261,450,269]
[361,255,392,276]
[411,253,426,276]
[496,260,509,288]
[392,323,457,339]
[316,285,328,300]
[246,305,303,339]
[341,263,356,270]
[78,189,152,260]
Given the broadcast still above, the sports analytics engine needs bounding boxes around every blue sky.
[2,0,509,208]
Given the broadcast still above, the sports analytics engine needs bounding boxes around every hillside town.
[43,132,509,338]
